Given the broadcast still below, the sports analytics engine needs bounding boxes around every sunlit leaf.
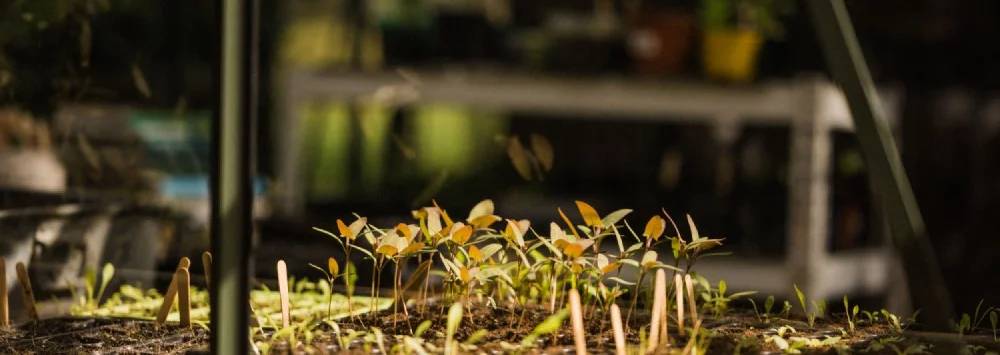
[415,320,433,337]
[469,245,483,263]
[687,214,700,241]
[451,224,473,245]
[425,207,443,236]
[446,302,463,344]
[643,215,666,241]
[337,219,354,240]
[469,215,500,229]
[575,200,602,228]
[529,133,554,172]
[327,257,339,277]
[601,209,632,228]
[563,244,585,259]
[467,199,495,222]
[558,207,581,240]
[377,245,398,257]
[641,250,658,269]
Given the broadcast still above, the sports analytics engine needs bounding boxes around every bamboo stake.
[674,274,685,336]
[156,257,191,326]
[277,260,290,328]
[660,282,670,347]
[177,267,191,329]
[610,304,626,355]
[568,289,587,355]
[15,262,37,321]
[646,269,667,353]
[684,274,698,324]
[1,257,8,328]
[202,251,213,292]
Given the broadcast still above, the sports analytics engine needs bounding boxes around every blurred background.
[0,0,997,321]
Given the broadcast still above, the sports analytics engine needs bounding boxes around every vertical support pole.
[212,0,258,352]
[806,0,953,329]
[787,78,832,310]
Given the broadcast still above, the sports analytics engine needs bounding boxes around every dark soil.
[0,317,209,354]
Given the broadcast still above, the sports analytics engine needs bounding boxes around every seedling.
[701,279,756,318]
[156,257,191,326]
[990,310,997,341]
[793,284,822,328]
[881,309,903,333]
[0,256,7,328]
[15,262,38,321]
[843,295,859,333]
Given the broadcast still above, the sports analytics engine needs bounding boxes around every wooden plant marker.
[177,267,191,329]
[1,257,8,328]
[156,257,191,326]
[568,289,587,355]
[674,274,685,336]
[15,262,38,321]
[610,304,626,355]
[684,274,698,324]
[646,269,667,353]
[202,251,213,292]
[277,260,290,328]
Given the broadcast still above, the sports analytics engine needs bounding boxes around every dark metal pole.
[212,0,257,352]
[806,0,954,329]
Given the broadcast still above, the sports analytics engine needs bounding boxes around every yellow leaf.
[564,244,585,259]
[530,133,554,172]
[377,245,398,257]
[327,257,339,276]
[469,245,483,263]
[402,242,424,255]
[601,262,620,274]
[459,267,477,284]
[507,136,534,181]
[575,200,602,228]
[433,200,454,227]
[348,218,367,238]
[425,207,442,236]
[643,216,666,241]
[396,223,414,240]
[452,225,473,245]
[469,215,500,229]
[336,219,354,239]
[558,207,581,240]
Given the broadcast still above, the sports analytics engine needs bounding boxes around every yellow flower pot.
[701,29,763,83]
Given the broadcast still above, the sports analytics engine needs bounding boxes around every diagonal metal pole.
[212,0,258,353]
[806,0,954,329]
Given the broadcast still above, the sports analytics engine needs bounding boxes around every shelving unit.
[275,68,904,307]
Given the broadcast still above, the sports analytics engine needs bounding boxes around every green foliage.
[520,308,569,348]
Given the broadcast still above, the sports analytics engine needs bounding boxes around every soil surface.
[0,317,208,354]
[2,304,997,354]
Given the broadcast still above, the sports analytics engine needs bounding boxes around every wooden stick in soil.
[660,280,670,347]
[202,251,213,292]
[674,274,685,336]
[568,289,587,355]
[177,267,191,329]
[610,304,627,355]
[277,259,291,328]
[156,257,191,326]
[646,269,667,353]
[0,257,8,328]
[15,262,37,321]
[684,274,698,324]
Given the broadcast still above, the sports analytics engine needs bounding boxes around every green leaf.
[765,295,775,314]
[600,209,633,228]
[415,320,433,338]
[606,277,636,286]
[464,329,489,345]
[686,214,700,241]
[718,280,727,296]
[989,310,997,329]
[521,308,569,347]
[96,263,115,303]
[793,284,807,313]
[446,302,463,344]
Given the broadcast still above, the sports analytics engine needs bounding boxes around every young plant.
[843,295,859,333]
[793,284,822,328]
[701,279,756,318]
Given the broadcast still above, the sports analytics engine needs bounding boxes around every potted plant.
[699,0,790,82]
[625,0,697,76]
